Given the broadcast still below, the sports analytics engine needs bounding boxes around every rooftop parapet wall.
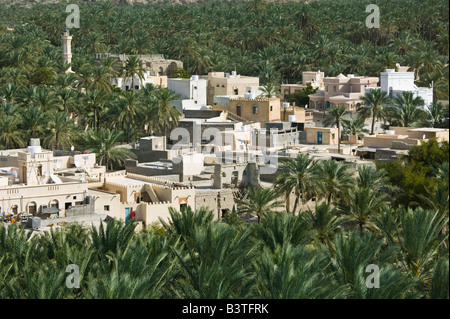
[126,173,174,185]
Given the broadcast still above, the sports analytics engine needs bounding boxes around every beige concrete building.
[304,127,339,145]
[95,53,183,76]
[281,71,325,99]
[112,72,167,90]
[280,104,313,122]
[213,97,281,127]
[204,71,260,105]
[87,171,236,224]
[309,73,379,111]
[356,126,449,160]
[0,140,93,217]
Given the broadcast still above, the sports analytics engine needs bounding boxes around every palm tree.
[83,89,108,131]
[356,165,390,191]
[389,91,426,127]
[253,242,345,298]
[257,82,281,98]
[116,90,141,143]
[342,117,369,153]
[0,115,25,149]
[81,129,136,170]
[304,202,347,244]
[429,258,449,299]
[337,186,389,232]
[316,160,354,203]
[274,154,319,214]
[56,87,77,114]
[20,106,45,139]
[123,55,146,90]
[236,187,283,223]
[324,104,348,154]
[168,212,255,298]
[359,88,391,135]
[43,112,79,151]
[422,102,447,128]
[327,230,404,298]
[32,87,58,111]
[152,88,182,147]
[389,207,448,280]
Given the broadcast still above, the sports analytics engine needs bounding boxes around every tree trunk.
[292,194,299,215]
[127,121,131,144]
[337,124,341,154]
[371,112,376,135]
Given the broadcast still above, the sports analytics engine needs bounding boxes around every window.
[234,88,238,95]
[194,86,197,90]
[73,196,77,200]
[104,205,110,211]
[135,85,139,90]
[252,104,258,114]
[333,86,337,92]
[216,84,220,87]
[270,105,273,111]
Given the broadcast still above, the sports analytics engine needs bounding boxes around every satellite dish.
[70,146,74,151]
[395,63,400,68]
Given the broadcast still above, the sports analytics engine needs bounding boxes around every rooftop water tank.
[28,138,42,155]
[282,102,290,108]
[231,70,237,76]
[288,115,296,122]
[248,93,255,99]
[347,74,355,78]
[191,75,199,81]
[29,138,40,146]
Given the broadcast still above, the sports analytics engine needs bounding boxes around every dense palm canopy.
[0,0,448,300]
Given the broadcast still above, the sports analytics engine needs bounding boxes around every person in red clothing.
[130,211,136,219]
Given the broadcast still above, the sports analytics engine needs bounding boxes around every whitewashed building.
[168,75,208,112]
[366,68,433,108]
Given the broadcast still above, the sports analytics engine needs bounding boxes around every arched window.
[11,205,18,214]
[50,199,59,209]
[27,202,37,215]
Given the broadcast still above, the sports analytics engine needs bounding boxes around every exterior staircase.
[225,111,251,124]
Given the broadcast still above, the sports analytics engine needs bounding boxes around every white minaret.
[61,29,73,73]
